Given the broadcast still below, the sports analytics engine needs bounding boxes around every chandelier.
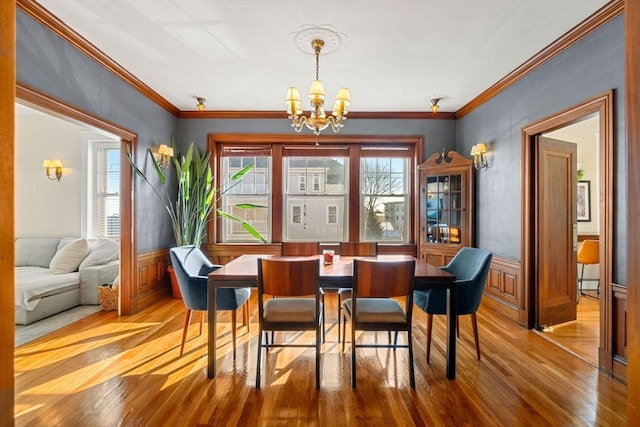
[285,26,350,141]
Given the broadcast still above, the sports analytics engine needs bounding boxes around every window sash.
[92,143,120,238]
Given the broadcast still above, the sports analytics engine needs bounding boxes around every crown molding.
[455,0,624,119]
[19,0,621,121]
[17,0,180,117]
[179,110,456,119]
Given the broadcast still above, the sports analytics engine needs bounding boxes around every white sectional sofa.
[15,237,119,325]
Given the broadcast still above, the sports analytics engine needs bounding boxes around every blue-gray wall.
[457,15,626,284]
[16,10,179,252]
[178,118,456,161]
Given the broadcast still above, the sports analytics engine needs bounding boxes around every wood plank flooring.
[14,291,627,426]
[537,294,600,366]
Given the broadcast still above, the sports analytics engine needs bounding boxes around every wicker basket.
[98,285,119,311]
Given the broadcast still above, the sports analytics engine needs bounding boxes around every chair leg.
[471,313,481,361]
[199,311,204,337]
[341,311,347,353]
[264,331,270,352]
[321,293,326,343]
[316,322,321,389]
[337,292,342,343]
[243,301,250,332]
[351,318,357,388]
[180,309,193,357]
[256,326,263,388]
[407,328,415,389]
[231,309,237,358]
[426,313,433,364]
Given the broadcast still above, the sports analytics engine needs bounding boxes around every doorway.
[538,116,601,365]
[521,91,613,371]
[16,84,137,316]
[14,102,123,344]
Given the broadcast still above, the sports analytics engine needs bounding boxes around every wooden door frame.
[16,83,138,315]
[521,91,613,370]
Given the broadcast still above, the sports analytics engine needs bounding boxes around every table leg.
[207,284,217,378]
[446,285,457,380]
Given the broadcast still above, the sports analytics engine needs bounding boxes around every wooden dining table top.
[208,254,455,288]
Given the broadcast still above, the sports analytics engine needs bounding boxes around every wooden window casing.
[208,134,422,246]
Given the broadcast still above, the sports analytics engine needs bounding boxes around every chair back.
[339,242,378,256]
[443,247,493,314]
[353,259,415,298]
[170,245,217,311]
[281,242,320,256]
[577,240,599,265]
[258,258,320,297]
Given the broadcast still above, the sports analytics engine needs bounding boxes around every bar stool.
[577,239,599,303]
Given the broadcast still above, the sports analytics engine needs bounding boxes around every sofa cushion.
[50,238,90,274]
[79,238,119,269]
[15,238,61,268]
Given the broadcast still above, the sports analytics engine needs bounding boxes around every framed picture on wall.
[577,180,591,222]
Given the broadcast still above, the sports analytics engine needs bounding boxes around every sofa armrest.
[79,260,119,305]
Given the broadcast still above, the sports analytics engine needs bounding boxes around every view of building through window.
[89,142,120,238]
[217,141,413,244]
[221,155,271,242]
[283,156,348,242]
[361,157,408,242]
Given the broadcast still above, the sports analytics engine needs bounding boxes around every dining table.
[207,254,457,379]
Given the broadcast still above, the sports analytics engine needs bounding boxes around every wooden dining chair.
[281,242,321,256]
[337,242,378,342]
[256,257,323,389]
[280,241,325,341]
[342,258,416,388]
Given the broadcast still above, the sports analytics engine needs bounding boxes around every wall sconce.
[155,144,174,168]
[42,159,63,181]
[470,143,488,170]
[430,97,442,113]
[196,97,206,111]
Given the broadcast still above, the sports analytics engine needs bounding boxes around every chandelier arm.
[327,116,345,133]
[290,115,307,133]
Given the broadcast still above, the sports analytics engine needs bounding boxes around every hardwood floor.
[538,293,600,366]
[14,292,626,426]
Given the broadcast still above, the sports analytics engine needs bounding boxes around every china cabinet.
[418,150,474,266]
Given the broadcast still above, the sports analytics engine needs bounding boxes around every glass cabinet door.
[425,174,463,244]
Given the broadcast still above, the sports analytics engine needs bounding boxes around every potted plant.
[128,138,265,297]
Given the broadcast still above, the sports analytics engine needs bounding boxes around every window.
[87,141,120,238]
[283,149,348,242]
[292,205,302,224]
[327,205,338,225]
[213,136,418,245]
[360,154,409,242]
[220,147,271,242]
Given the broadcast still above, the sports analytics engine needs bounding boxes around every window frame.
[86,140,121,239]
[209,134,422,245]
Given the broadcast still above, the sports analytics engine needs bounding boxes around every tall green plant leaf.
[128,139,265,247]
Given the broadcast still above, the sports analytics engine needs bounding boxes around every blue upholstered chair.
[170,246,251,357]
[413,247,493,363]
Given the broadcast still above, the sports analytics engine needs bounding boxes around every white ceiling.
[36,0,610,113]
